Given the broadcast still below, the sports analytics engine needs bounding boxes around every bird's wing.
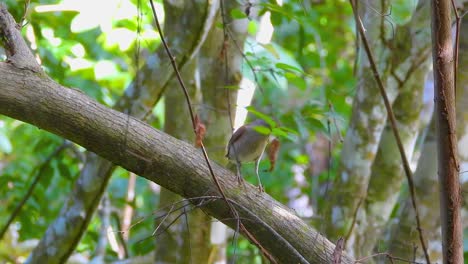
[226,125,246,157]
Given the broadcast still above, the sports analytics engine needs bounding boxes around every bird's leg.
[254,158,264,192]
[235,160,244,186]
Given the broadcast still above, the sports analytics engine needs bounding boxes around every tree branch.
[0,4,41,72]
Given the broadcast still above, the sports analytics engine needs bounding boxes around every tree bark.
[430,0,463,263]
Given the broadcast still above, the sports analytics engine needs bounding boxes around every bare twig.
[126,196,219,232]
[19,0,30,27]
[0,4,41,72]
[344,197,362,244]
[354,252,425,264]
[152,203,176,236]
[323,118,332,199]
[328,101,344,142]
[348,1,431,263]
[99,187,312,264]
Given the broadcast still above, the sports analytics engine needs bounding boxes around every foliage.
[1,0,461,262]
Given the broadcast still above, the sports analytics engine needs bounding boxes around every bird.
[226,119,271,192]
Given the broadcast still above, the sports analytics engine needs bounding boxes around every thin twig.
[348,1,430,263]
[323,118,332,198]
[135,198,218,244]
[125,196,219,232]
[152,203,176,236]
[354,251,426,264]
[132,198,221,234]
[135,208,189,244]
[344,197,362,244]
[20,0,30,27]
[328,101,344,142]
[189,192,308,251]
[148,1,277,262]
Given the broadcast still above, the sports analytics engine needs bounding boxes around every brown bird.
[226,119,271,192]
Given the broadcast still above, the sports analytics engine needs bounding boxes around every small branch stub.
[0,4,42,72]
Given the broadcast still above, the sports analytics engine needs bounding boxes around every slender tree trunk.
[431,0,462,262]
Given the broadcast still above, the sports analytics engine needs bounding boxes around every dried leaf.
[267,138,280,172]
[194,115,206,147]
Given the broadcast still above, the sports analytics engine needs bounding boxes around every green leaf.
[245,106,276,128]
[276,62,304,74]
[272,127,288,138]
[261,44,280,59]
[294,154,309,165]
[285,72,307,90]
[247,20,258,35]
[57,162,73,181]
[272,127,298,141]
[303,117,327,133]
[253,126,271,135]
[230,8,247,19]
[39,163,54,188]
[215,21,224,29]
